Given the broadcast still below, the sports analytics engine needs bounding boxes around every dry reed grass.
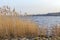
[0,6,47,39]
[52,24,60,37]
[0,16,40,39]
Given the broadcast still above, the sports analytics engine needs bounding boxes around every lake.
[20,16,60,27]
[31,16,60,27]
[22,16,60,26]
[20,16,60,36]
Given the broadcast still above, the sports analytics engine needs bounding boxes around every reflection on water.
[20,16,60,27]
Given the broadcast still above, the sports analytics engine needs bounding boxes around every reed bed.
[0,6,60,40]
[0,16,40,40]
[0,6,40,40]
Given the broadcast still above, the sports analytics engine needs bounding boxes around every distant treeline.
[27,12,60,16]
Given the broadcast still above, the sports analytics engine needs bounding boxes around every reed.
[0,6,40,39]
[0,16,40,39]
[51,24,60,37]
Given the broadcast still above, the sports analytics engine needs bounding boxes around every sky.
[0,0,60,15]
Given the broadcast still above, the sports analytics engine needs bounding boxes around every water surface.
[20,16,60,27]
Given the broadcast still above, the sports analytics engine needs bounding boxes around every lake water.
[20,16,60,27]
[20,16,60,35]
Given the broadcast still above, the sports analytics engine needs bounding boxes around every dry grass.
[0,16,40,39]
[0,6,52,40]
[0,6,41,39]
[39,27,47,37]
[51,24,60,37]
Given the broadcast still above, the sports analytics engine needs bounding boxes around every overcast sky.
[0,0,60,14]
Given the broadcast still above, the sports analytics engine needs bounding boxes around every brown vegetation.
[52,24,60,37]
[39,27,47,37]
[0,6,56,40]
[0,16,40,39]
[0,6,40,40]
